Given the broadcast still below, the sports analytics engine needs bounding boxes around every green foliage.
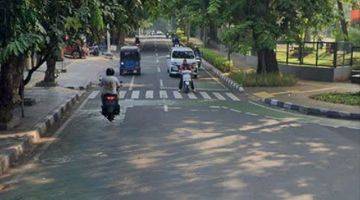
[311,92,360,106]
[200,48,233,72]
[349,27,360,46]
[230,72,298,87]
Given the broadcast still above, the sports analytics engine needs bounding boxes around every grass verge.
[198,47,297,87]
[310,92,360,106]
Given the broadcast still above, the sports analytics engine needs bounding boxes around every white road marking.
[119,91,127,99]
[131,90,140,99]
[188,93,197,99]
[89,91,100,99]
[226,92,240,101]
[155,52,158,57]
[164,105,168,112]
[156,59,159,63]
[129,76,135,90]
[160,79,164,87]
[173,91,183,99]
[213,92,226,100]
[145,90,154,99]
[159,90,168,99]
[157,66,161,72]
[200,92,211,100]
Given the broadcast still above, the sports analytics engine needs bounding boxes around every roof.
[171,46,193,51]
[120,46,139,51]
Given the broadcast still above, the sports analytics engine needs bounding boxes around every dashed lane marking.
[89,91,100,99]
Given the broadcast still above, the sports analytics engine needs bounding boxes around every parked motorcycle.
[89,45,100,56]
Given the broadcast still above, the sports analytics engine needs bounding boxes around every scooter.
[102,94,120,122]
[89,45,100,56]
[195,55,202,69]
[181,70,193,94]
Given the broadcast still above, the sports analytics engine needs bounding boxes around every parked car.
[63,45,88,59]
[167,47,198,78]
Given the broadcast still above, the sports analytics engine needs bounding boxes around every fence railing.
[276,41,358,68]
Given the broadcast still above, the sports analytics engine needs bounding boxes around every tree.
[0,0,45,124]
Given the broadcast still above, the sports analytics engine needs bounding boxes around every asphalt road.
[0,38,359,200]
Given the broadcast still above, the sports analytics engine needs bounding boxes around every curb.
[202,60,244,93]
[0,92,85,176]
[263,98,360,120]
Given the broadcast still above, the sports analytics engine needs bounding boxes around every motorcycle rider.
[178,59,195,92]
[100,68,121,114]
[135,37,140,45]
[194,46,202,57]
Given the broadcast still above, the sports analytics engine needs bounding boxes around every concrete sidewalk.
[0,57,111,176]
[247,80,360,116]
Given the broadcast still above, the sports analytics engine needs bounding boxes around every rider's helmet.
[106,68,115,76]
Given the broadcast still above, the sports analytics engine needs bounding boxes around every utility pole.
[106,24,111,54]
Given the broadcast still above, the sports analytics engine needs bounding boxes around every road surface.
[1,38,359,200]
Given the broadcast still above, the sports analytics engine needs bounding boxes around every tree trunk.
[337,0,348,40]
[43,53,56,83]
[256,48,279,74]
[118,31,125,46]
[0,55,25,123]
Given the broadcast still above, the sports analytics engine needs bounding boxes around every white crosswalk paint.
[119,91,127,99]
[131,90,140,99]
[159,90,168,99]
[225,92,240,101]
[188,93,197,99]
[129,76,135,90]
[89,90,100,99]
[157,67,161,72]
[213,92,226,100]
[160,79,164,87]
[199,92,211,100]
[173,91,183,99]
[145,90,154,99]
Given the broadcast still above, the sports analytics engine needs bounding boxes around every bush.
[200,48,233,72]
[230,72,298,87]
[311,92,360,106]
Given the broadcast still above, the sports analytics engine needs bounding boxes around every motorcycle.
[195,55,202,69]
[89,45,100,56]
[101,94,120,122]
[181,70,193,94]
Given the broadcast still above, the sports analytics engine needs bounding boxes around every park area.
[276,42,360,69]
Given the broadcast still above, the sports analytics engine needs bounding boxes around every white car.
[167,47,198,78]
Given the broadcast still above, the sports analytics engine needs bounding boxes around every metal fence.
[276,41,358,68]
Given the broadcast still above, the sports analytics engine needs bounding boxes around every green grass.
[311,92,360,106]
[230,71,298,87]
[200,47,297,87]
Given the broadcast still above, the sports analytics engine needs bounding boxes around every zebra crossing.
[102,90,241,101]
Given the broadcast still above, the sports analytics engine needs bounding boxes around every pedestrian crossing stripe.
[145,90,153,99]
[160,90,168,99]
[119,91,127,99]
[131,90,140,99]
[116,90,241,101]
[213,92,226,100]
[188,93,197,99]
[225,92,240,101]
[173,91,183,99]
[200,91,211,99]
